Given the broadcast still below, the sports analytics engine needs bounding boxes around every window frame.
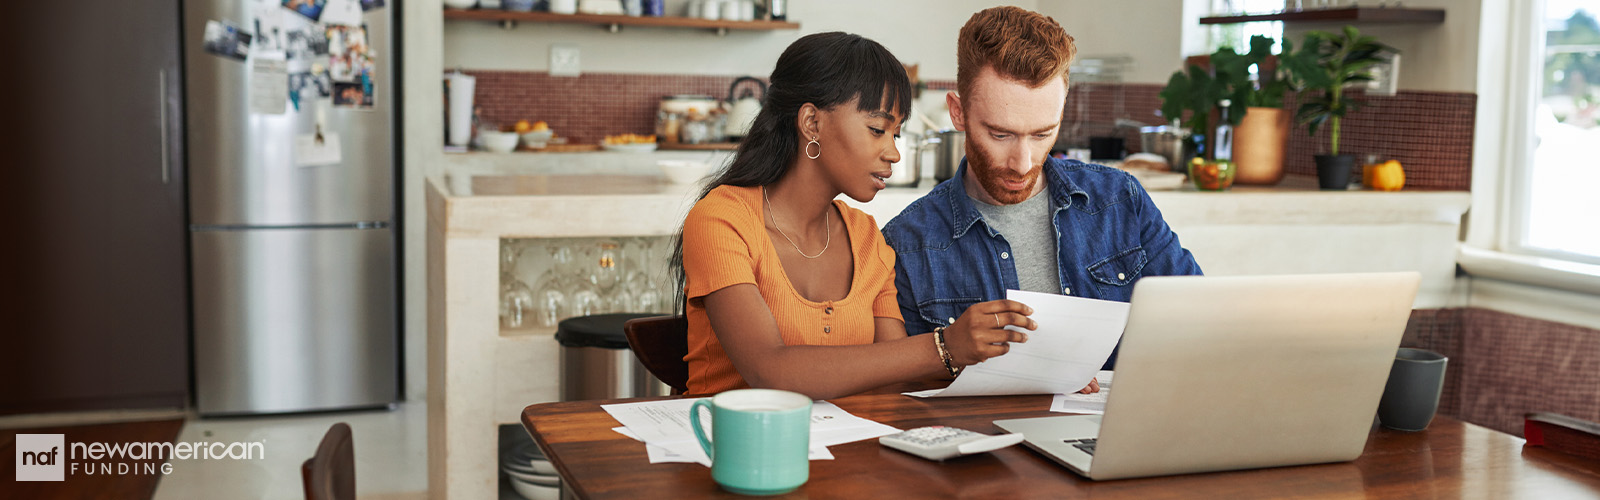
[1461,0,1600,296]
[1503,0,1600,266]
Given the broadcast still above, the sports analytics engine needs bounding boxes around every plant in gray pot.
[1283,26,1398,190]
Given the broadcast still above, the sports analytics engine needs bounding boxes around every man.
[882,6,1202,370]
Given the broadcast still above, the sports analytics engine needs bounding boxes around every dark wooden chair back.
[301,422,355,500]
[624,315,689,395]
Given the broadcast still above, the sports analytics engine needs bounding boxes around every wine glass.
[568,240,606,315]
[499,240,536,328]
[532,241,571,328]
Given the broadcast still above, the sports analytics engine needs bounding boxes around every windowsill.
[1457,245,1600,296]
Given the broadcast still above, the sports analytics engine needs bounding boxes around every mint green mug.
[690,389,811,495]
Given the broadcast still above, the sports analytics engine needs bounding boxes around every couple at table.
[670,6,1202,400]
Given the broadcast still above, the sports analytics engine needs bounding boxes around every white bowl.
[481,131,519,153]
[502,455,557,475]
[509,478,560,500]
[659,160,712,184]
[519,130,554,149]
[505,467,560,487]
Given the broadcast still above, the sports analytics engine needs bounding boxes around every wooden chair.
[301,422,355,500]
[1525,412,1600,462]
[623,315,689,395]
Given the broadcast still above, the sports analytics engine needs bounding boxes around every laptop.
[994,272,1421,480]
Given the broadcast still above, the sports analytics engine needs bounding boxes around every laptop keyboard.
[1064,438,1097,455]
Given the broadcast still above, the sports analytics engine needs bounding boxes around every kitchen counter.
[425,173,1470,499]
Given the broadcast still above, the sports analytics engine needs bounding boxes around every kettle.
[724,76,766,140]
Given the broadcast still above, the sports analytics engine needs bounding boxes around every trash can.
[554,313,670,401]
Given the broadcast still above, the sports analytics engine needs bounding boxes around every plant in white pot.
[1282,26,1398,190]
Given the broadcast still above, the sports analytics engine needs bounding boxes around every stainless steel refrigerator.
[185,0,399,415]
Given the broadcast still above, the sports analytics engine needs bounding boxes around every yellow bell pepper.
[1372,160,1405,191]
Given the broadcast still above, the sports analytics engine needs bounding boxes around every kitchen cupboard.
[2,0,188,414]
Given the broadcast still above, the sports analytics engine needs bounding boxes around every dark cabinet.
[1,0,188,414]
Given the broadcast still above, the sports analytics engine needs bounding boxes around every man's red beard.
[968,144,1043,205]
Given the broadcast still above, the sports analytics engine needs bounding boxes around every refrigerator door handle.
[158,69,170,185]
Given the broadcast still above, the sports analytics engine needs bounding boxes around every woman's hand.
[942,299,1035,367]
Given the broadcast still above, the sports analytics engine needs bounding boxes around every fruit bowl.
[519,130,554,149]
[1188,159,1235,191]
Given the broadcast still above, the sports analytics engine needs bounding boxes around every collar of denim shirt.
[941,156,1093,240]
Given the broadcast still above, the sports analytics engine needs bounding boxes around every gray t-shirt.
[970,191,1061,295]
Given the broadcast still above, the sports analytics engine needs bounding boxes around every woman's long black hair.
[669,31,914,313]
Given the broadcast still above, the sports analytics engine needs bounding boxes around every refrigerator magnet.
[202,20,253,61]
[321,0,363,26]
[283,0,327,22]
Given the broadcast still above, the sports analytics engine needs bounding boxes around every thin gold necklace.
[763,186,830,259]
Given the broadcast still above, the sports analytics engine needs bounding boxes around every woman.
[670,32,1036,400]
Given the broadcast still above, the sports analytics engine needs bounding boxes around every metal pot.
[1139,125,1194,173]
[886,132,936,188]
[928,130,966,182]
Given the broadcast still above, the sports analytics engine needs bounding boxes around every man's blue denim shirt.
[881,157,1203,368]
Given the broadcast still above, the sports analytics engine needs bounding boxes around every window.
[1512,1,1600,264]
[1207,0,1284,53]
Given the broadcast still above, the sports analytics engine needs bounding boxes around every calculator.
[878,426,1027,461]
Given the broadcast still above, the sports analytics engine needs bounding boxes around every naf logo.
[16,434,65,481]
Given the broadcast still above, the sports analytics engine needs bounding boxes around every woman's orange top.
[680,184,903,395]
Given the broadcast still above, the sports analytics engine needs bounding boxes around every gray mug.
[1377,348,1448,431]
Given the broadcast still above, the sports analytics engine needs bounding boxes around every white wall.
[444,0,1038,80]
[1036,0,1189,84]
[1284,0,1483,93]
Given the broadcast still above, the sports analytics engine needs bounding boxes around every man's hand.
[1077,377,1100,394]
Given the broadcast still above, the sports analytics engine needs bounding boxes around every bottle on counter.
[1214,99,1234,161]
[766,0,785,20]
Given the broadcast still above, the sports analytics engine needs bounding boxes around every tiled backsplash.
[1406,308,1600,437]
[468,71,1475,190]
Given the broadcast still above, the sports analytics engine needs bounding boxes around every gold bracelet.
[933,326,958,377]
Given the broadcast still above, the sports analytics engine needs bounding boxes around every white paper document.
[911,290,1129,397]
[601,399,896,467]
[248,54,288,115]
[1052,370,1114,414]
[611,426,833,465]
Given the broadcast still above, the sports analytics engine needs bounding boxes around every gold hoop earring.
[805,139,821,160]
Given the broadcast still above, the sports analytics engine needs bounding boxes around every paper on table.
[601,399,886,466]
[611,427,833,464]
[916,290,1129,397]
[1052,370,1114,414]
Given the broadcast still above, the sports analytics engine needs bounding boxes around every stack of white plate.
[502,442,560,500]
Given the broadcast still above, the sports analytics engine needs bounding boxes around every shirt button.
[823,326,831,333]
[1117,272,1126,280]
[1063,287,1071,295]
[948,317,957,325]
[825,307,833,314]
[1001,252,1010,259]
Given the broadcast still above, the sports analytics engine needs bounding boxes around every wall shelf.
[1200,7,1445,25]
[443,8,800,34]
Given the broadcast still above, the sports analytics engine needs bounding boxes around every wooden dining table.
[520,384,1600,499]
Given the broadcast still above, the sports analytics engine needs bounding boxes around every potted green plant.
[1159,36,1296,183]
[1213,35,1301,185]
[1281,26,1398,190]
